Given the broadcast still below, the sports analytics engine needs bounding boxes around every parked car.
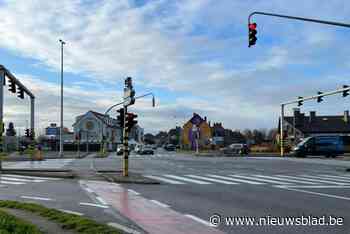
[134,144,143,154]
[293,135,350,158]
[116,146,124,155]
[164,144,176,151]
[140,145,154,155]
[221,143,249,155]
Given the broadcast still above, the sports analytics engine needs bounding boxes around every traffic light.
[8,79,16,93]
[125,113,138,133]
[125,77,133,89]
[25,128,30,137]
[248,23,257,47]
[298,96,303,106]
[343,85,349,97]
[29,129,35,140]
[117,108,125,127]
[17,87,24,99]
[317,91,323,103]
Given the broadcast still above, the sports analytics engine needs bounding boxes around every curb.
[98,173,160,185]
[0,169,75,179]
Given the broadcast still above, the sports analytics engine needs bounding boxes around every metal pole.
[30,97,34,139]
[0,70,4,172]
[280,104,284,156]
[248,11,350,28]
[123,106,128,177]
[59,39,65,157]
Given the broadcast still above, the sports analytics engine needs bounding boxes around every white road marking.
[79,202,109,209]
[0,176,45,183]
[84,188,94,193]
[164,175,212,184]
[128,189,140,195]
[299,175,347,185]
[319,174,350,181]
[59,209,84,216]
[144,175,185,184]
[21,196,53,201]
[0,180,25,185]
[150,200,170,208]
[186,175,238,184]
[277,175,346,185]
[254,175,317,185]
[276,185,350,189]
[108,222,142,234]
[1,174,61,180]
[96,196,108,205]
[184,214,211,226]
[278,186,350,201]
[207,175,264,185]
[315,175,350,183]
[230,175,291,185]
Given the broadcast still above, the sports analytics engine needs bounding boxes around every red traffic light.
[248,23,257,30]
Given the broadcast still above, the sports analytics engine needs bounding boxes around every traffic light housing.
[29,129,35,140]
[317,91,323,103]
[343,85,349,97]
[298,96,303,106]
[17,87,24,99]
[125,113,138,133]
[248,23,257,47]
[8,79,16,93]
[117,108,125,127]
[25,129,30,137]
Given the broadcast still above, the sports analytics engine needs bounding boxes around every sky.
[1,0,350,135]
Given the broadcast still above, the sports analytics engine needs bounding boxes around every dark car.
[164,144,176,151]
[116,146,124,155]
[221,143,249,155]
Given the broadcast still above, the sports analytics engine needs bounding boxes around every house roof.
[72,110,119,128]
[284,116,350,134]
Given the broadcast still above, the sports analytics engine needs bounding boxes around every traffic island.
[97,171,160,184]
[0,169,75,179]
[0,200,123,234]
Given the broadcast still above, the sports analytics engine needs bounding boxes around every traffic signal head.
[25,128,30,137]
[125,77,133,89]
[298,96,303,106]
[17,88,24,99]
[248,23,257,47]
[125,113,138,132]
[343,85,349,97]
[8,79,16,93]
[30,129,35,140]
[117,108,125,127]
[317,91,323,103]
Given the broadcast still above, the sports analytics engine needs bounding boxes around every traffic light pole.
[248,11,350,28]
[122,106,129,177]
[280,86,350,156]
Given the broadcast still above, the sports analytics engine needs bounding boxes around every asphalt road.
[1,150,350,234]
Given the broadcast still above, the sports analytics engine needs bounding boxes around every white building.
[72,111,122,150]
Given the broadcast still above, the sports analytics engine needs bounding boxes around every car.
[140,145,154,155]
[164,144,176,151]
[116,146,124,155]
[221,143,249,155]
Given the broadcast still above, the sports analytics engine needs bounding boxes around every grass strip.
[0,208,43,234]
[0,200,123,234]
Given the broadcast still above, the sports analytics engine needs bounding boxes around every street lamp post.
[59,39,66,158]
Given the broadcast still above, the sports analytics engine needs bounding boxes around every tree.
[5,122,16,136]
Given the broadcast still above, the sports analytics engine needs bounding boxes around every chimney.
[309,111,316,123]
[344,110,349,123]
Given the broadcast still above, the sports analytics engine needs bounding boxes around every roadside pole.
[123,106,128,177]
[280,104,284,156]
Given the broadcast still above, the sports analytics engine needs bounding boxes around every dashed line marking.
[108,222,142,234]
[84,187,94,193]
[150,200,170,208]
[59,209,84,216]
[184,214,211,226]
[96,196,108,205]
[128,189,140,195]
[21,196,53,201]
[79,202,109,209]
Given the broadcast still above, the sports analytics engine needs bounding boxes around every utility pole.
[123,106,128,177]
[59,39,65,158]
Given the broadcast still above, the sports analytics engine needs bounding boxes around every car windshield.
[297,137,312,147]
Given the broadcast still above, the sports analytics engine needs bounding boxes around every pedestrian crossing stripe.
[4,159,74,169]
[0,174,61,185]
[145,174,350,186]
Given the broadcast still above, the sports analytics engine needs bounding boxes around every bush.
[0,209,43,234]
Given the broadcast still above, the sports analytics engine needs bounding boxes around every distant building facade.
[278,109,350,146]
[182,113,211,150]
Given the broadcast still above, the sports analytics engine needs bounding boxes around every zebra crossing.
[112,153,174,159]
[3,159,74,169]
[0,174,61,186]
[144,173,350,187]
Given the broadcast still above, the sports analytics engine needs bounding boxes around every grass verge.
[0,200,123,234]
[0,208,43,234]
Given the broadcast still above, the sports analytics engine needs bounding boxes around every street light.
[59,39,66,157]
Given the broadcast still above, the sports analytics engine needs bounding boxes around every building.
[278,108,350,146]
[182,113,211,150]
[72,111,121,151]
[211,122,225,147]
[223,129,246,146]
[168,127,182,145]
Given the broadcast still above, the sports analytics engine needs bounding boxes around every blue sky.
[1,0,350,134]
